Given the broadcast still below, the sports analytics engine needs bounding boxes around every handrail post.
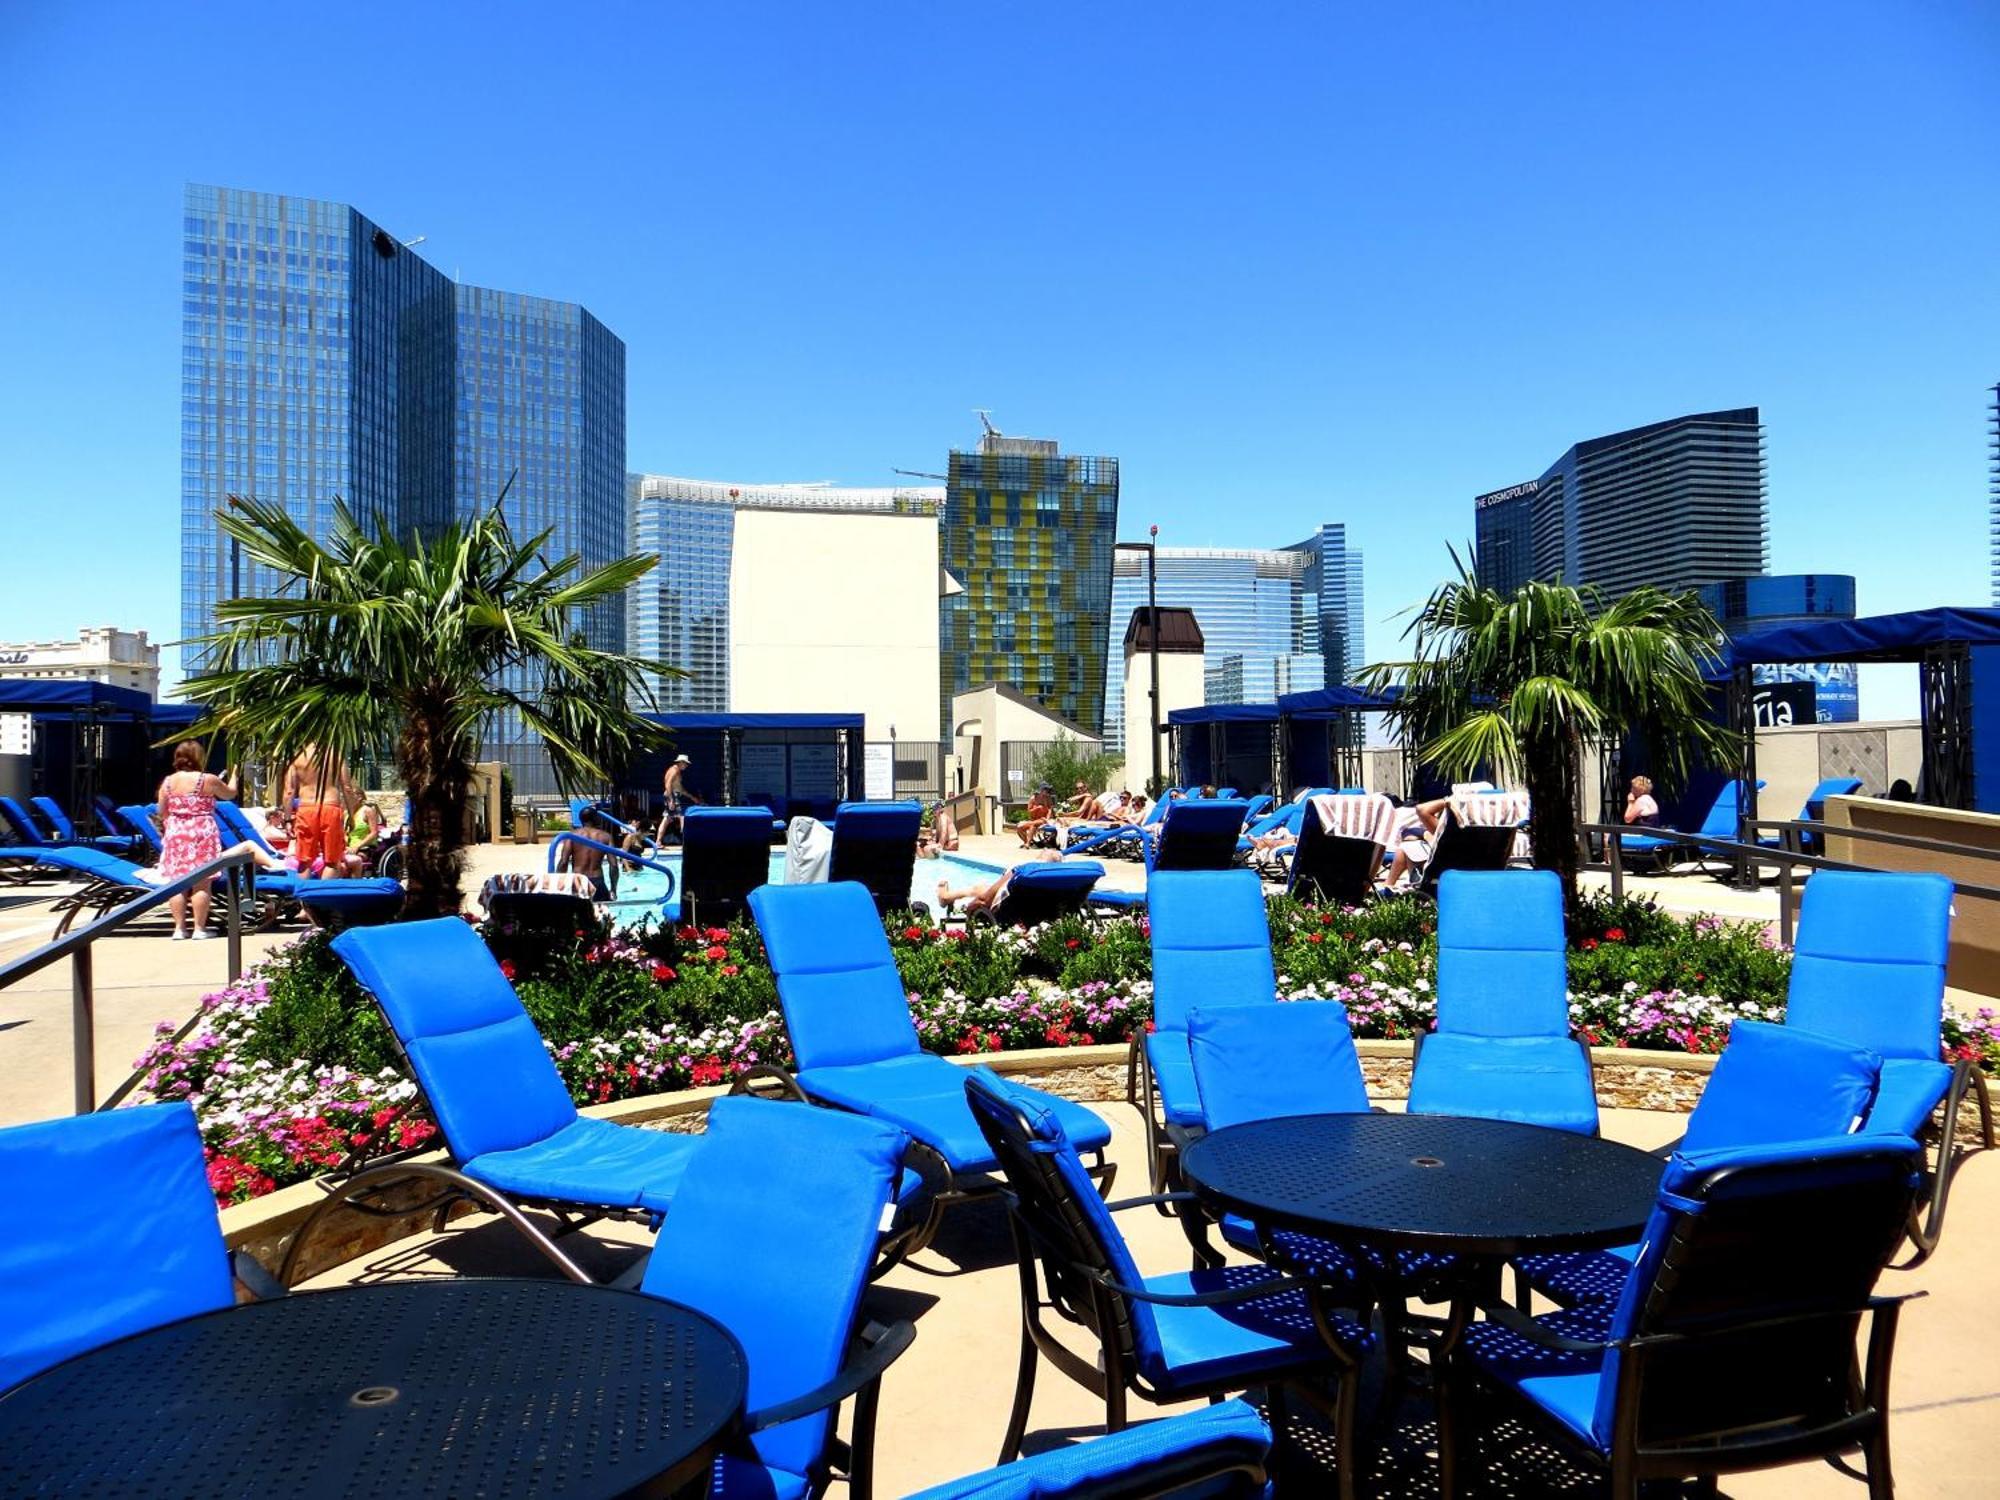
[71,945,95,1115]
[1608,822,1624,902]
[1778,860,1795,948]
[226,865,244,983]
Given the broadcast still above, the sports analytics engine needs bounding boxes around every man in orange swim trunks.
[283,743,359,876]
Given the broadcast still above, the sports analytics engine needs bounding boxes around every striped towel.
[1311,792,1399,847]
[1450,791,1531,827]
[480,871,599,905]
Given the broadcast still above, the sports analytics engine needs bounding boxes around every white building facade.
[0,627,160,696]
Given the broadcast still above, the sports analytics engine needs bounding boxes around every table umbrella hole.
[1411,1156,1444,1168]
[349,1386,401,1408]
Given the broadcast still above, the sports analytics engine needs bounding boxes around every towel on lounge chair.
[1310,792,1399,846]
[785,815,832,886]
[1450,790,1530,827]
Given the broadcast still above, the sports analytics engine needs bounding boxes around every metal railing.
[1582,818,2000,948]
[0,850,258,1115]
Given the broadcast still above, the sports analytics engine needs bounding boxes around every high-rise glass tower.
[1473,409,1768,597]
[940,433,1118,737]
[1100,528,1365,753]
[181,186,625,791]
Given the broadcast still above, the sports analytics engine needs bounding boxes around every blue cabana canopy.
[640,712,864,731]
[1725,608,2000,669]
[1166,703,1279,726]
[0,679,155,714]
[1275,684,1403,716]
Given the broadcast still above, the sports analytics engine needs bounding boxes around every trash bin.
[513,809,537,845]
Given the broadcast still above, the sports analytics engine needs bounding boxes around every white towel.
[1450,792,1531,827]
[1310,792,1399,847]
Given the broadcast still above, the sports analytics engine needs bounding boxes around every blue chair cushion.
[643,1098,906,1483]
[1142,1265,1368,1390]
[0,1104,236,1390]
[1680,1019,1880,1152]
[1144,1032,1205,1127]
[1463,1302,1616,1449]
[1787,871,1952,1062]
[800,1055,1111,1173]
[901,1398,1272,1500]
[709,1454,809,1499]
[1864,1057,1953,1137]
[1408,1033,1599,1135]
[1435,871,1568,1038]
[462,1114,698,1216]
[333,919,580,1161]
[749,882,923,1071]
[1511,1241,1640,1307]
[1147,870,1277,1032]
[1187,1001,1370,1131]
[293,878,404,911]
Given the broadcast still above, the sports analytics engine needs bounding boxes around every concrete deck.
[294,1099,1999,1498]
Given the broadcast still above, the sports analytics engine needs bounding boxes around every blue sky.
[1,4,1995,715]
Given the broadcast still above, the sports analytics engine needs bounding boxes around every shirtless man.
[282,743,359,878]
[1065,780,1108,824]
[659,754,702,844]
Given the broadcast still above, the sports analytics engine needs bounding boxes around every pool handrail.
[543,832,678,903]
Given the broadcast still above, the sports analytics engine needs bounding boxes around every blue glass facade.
[182,186,625,790]
[1101,528,1364,753]
[1698,573,1860,723]
[626,477,736,713]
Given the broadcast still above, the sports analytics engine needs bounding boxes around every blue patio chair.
[1615,777,1762,873]
[1759,776,1864,855]
[1786,869,1992,1263]
[830,800,924,915]
[1132,870,1279,1195]
[1512,1018,1882,1308]
[973,859,1106,927]
[1063,795,1169,860]
[903,1399,1272,1500]
[0,1103,281,1391]
[641,1098,916,1500]
[744,880,1114,1248]
[288,915,705,1285]
[667,805,776,924]
[1409,870,1598,1135]
[965,1069,1371,1492]
[1407,807,1520,898]
[1239,793,1276,821]
[1461,1134,1923,1499]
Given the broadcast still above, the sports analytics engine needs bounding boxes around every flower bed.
[134,890,2000,1206]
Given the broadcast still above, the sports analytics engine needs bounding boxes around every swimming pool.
[604,850,1008,925]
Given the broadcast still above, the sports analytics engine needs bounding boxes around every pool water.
[605,850,1007,925]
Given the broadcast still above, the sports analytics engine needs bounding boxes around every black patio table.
[1180,1113,1665,1500]
[0,1277,748,1499]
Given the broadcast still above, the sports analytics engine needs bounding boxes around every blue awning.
[1724,608,2000,669]
[0,678,156,714]
[1167,703,1279,726]
[641,712,865,731]
[1276,684,1403,715]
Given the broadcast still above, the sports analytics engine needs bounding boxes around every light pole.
[1115,529,1163,794]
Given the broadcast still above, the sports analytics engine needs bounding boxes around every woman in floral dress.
[155,740,240,940]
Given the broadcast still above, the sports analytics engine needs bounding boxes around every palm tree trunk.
[398,699,472,919]
[1524,732,1583,917]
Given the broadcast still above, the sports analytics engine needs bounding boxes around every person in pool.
[917,800,960,858]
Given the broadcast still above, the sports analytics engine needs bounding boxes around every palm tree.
[1359,561,1737,912]
[184,495,677,917]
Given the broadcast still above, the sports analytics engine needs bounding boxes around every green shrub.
[1024,733,1123,797]
[237,934,397,1073]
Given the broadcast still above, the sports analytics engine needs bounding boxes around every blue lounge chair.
[114,803,164,856]
[1063,794,1170,860]
[0,795,133,855]
[1616,777,1762,873]
[1408,870,1598,1135]
[1512,1018,1883,1308]
[1462,1134,1922,1498]
[1283,803,1387,906]
[665,806,775,924]
[641,1098,915,1500]
[745,880,1114,1243]
[965,1068,1371,1488]
[1132,870,1279,1194]
[830,800,924,915]
[967,859,1106,926]
[31,795,139,855]
[0,1103,278,1390]
[293,915,705,1284]
[1148,799,1251,873]
[1760,776,1864,855]
[903,1398,1272,1500]
[1786,869,1993,1262]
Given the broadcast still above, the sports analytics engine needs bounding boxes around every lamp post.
[1115,529,1162,794]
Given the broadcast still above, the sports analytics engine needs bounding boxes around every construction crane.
[975,409,1001,439]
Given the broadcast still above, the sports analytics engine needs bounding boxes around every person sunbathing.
[1013,785,1058,847]
[938,851,1059,917]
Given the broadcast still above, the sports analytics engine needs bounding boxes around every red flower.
[676,925,699,941]
[956,1034,981,1055]
[704,944,728,961]
[1076,1033,1094,1046]
[1307,932,1323,944]
[1319,913,1334,926]
[651,962,677,982]
[1604,927,1626,942]
[721,963,739,977]
[704,926,730,943]
[902,925,926,942]
[690,1058,725,1087]
[986,1034,1003,1051]
[498,958,517,980]
[1581,938,1598,951]
[1064,938,1080,950]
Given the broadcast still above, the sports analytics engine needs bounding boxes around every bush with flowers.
[131,889,2000,1207]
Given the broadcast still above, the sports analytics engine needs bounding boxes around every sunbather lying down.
[937,850,1061,916]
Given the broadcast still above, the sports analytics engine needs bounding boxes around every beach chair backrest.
[679,806,775,924]
[1680,1019,1880,1153]
[1286,812,1382,907]
[1148,870,1276,1032]
[1415,810,1515,892]
[30,797,77,841]
[1435,870,1567,1037]
[642,1097,905,1480]
[1787,870,1952,1062]
[828,801,923,913]
[0,797,50,847]
[989,861,1104,926]
[1187,1001,1369,1129]
[1597,1135,1920,1450]
[749,880,922,1070]
[117,804,165,854]
[0,1103,235,1390]
[332,917,579,1161]
[1152,799,1251,872]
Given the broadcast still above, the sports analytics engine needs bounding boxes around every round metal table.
[1180,1112,1664,1258]
[0,1278,748,1499]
